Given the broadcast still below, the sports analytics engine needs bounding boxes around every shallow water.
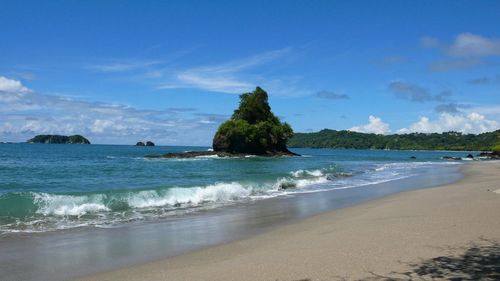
[0,144,469,280]
[0,144,471,234]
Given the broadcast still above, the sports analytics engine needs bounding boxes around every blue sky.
[1,0,500,145]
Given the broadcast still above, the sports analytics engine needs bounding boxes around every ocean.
[0,143,469,234]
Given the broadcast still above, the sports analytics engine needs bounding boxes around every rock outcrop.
[479,151,500,159]
[442,156,463,160]
[136,142,145,146]
[145,150,296,159]
[145,87,298,159]
[212,87,297,156]
[27,135,90,144]
[146,141,155,146]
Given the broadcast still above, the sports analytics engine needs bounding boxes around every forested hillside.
[288,130,500,151]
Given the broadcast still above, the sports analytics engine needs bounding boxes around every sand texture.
[78,162,500,281]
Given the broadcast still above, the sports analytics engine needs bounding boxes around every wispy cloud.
[388,81,453,103]
[429,58,485,72]
[0,76,223,145]
[85,48,308,97]
[467,74,500,85]
[421,33,500,57]
[380,55,407,65]
[167,107,198,113]
[158,48,293,94]
[314,90,349,100]
[86,60,162,73]
[421,33,500,72]
[434,102,471,114]
[162,73,253,94]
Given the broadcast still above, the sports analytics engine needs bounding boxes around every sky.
[1,0,500,145]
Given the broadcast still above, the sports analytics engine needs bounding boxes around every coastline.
[78,161,500,281]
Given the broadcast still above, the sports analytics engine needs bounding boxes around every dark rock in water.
[145,151,222,159]
[479,151,500,159]
[466,154,474,159]
[278,181,296,190]
[212,87,298,156]
[27,135,90,144]
[410,156,417,159]
[442,156,462,161]
[136,142,145,146]
[146,141,155,146]
[144,150,295,159]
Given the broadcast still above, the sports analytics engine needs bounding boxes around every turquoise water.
[0,144,469,233]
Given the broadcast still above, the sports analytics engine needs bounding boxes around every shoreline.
[0,160,463,281]
[77,161,500,280]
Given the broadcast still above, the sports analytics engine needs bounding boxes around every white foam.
[33,193,110,216]
[4,160,460,234]
[290,169,324,177]
[127,182,253,208]
[195,154,220,159]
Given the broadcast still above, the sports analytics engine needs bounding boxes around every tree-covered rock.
[27,135,90,144]
[213,87,296,155]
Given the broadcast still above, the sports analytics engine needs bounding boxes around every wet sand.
[78,162,500,281]
[2,161,462,281]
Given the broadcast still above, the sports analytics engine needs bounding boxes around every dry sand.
[79,162,500,281]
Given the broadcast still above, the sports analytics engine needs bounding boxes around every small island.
[27,135,90,144]
[136,141,155,146]
[146,87,298,159]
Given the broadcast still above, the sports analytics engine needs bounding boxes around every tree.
[213,87,294,154]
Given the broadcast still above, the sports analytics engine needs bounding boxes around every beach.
[77,161,500,281]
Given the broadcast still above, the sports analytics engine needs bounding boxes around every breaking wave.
[0,161,459,233]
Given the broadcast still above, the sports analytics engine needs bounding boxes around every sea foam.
[0,161,459,233]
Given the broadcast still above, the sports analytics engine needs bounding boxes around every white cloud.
[0,76,30,93]
[350,115,391,134]
[0,76,227,145]
[398,112,499,134]
[422,33,500,57]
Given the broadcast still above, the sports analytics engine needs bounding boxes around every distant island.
[27,135,91,144]
[146,87,297,159]
[288,129,500,151]
[136,141,155,146]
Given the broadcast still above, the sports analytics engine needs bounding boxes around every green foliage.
[213,87,293,154]
[27,134,90,144]
[493,132,500,152]
[288,129,500,151]
[493,144,500,152]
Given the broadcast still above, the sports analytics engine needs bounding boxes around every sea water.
[0,143,469,234]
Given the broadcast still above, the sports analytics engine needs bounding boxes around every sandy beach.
[77,161,500,281]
